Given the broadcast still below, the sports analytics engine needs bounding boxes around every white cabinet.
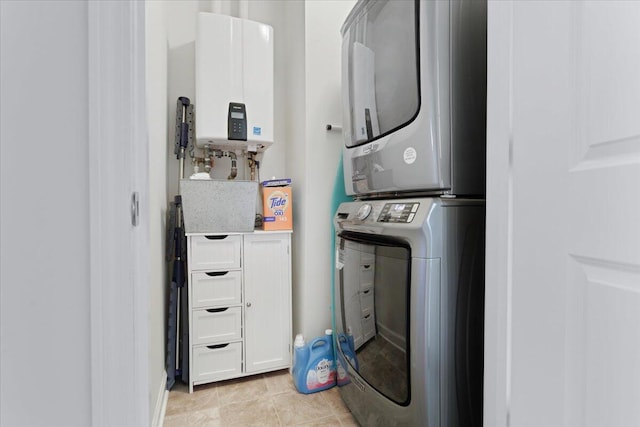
[243,233,292,373]
[186,231,292,392]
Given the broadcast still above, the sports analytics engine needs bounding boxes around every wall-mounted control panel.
[228,103,247,141]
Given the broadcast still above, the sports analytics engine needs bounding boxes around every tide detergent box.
[262,178,293,231]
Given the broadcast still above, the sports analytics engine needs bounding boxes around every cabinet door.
[243,233,292,373]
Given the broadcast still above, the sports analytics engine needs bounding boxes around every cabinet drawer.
[360,284,374,311]
[360,262,375,286]
[192,307,242,345]
[190,235,241,271]
[191,271,242,308]
[362,308,375,342]
[192,342,242,383]
[361,251,375,264]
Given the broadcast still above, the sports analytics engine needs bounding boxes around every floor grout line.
[270,394,284,427]
[166,371,357,427]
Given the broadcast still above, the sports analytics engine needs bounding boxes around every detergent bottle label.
[306,358,336,390]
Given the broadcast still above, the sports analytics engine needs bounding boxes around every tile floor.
[164,369,360,426]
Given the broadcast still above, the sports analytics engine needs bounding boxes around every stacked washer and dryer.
[333,1,487,426]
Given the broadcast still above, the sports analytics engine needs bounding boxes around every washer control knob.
[356,203,372,221]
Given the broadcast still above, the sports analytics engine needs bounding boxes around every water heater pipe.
[248,153,257,181]
[213,149,238,180]
[203,145,213,174]
[228,152,238,180]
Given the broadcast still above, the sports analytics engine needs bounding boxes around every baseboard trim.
[151,371,169,427]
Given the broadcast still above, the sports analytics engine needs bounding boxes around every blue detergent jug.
[336,332,358,386]
[293,329,336,394]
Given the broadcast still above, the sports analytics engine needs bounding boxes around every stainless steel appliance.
[335,1,487,425]
[334,198,484,426]
[340,0,486,198]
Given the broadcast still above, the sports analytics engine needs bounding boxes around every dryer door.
[335,232,411,405]
[341,0,456,197]
[342,0,419,147]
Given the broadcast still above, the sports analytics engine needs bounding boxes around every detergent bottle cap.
[294,334,305,347]
[325,329,333,336]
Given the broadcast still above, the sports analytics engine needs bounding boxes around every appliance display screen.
[377,203,419,223]
[389,204,406,218]
[231,112,244,119]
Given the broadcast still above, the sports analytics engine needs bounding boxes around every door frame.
[88,1,149,425]
[484,1,512,426]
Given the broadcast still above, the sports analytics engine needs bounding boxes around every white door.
[88,1,149,425]
[485,2,640,426]
[243,233,292,373]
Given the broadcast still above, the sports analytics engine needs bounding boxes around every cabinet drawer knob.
[205,271,229,277]
[206,307,229,313]
[246,302,252,308]
[206,343,229,350]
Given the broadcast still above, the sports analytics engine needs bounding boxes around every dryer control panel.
[377,202,420,223]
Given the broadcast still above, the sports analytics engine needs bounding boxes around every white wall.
[289,0,356,340]
[283,1,308,339]
[0,1,92,425]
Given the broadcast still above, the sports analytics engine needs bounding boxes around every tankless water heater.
[195,13,274,152]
